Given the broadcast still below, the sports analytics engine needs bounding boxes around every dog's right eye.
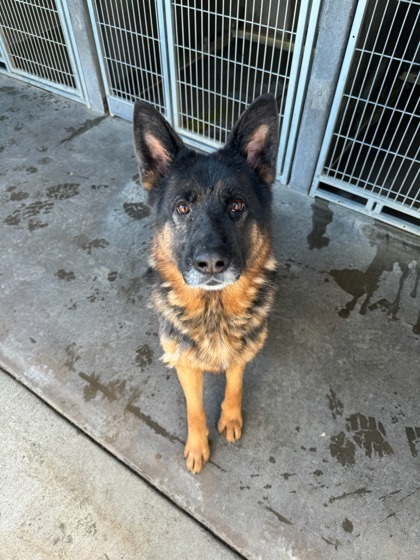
[176,202,190,215]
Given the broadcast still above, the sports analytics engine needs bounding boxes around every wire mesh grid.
[171,0,300,144]
[94,0,166,114]
[0,0,77,89]
[321,0,420,213]
[90,0,305,149]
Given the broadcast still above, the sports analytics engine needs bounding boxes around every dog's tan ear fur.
[222,94,280,184]
[133,102,184,190]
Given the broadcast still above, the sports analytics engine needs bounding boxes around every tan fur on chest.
[151,231,276,372]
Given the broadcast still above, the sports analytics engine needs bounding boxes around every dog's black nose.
[193,249,230,275]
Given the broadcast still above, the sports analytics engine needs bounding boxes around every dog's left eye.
[230,199,245,213]
[176,202,190,215]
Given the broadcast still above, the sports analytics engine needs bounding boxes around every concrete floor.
[0,371,239,560]
[0,75,419,559]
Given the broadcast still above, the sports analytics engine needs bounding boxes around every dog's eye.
[230,199,245,213]
[176,202,190,215]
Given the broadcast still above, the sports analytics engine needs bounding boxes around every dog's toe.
[184,438,210,473]
[218,415,243,443]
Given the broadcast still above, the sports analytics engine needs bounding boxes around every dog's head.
[133,95,279,291]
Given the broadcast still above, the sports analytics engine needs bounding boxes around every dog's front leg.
[218,363,245,442]
[176,364,210,473]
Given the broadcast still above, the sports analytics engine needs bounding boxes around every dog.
[133,94,279,472]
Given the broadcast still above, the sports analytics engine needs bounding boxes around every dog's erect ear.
[133,101,184,190]
[222,94,280,184]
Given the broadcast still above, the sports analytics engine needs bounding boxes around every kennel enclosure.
[0,0,104,111]
[86,0,320,183]
[0,0,86,102]
[311,0,420,234]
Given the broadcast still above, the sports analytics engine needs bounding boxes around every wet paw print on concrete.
[74,235,109,255]
[135,344,154,370]
[347,413,393,459]
[327,390,393,466]
[0,186,30,204]
[123,202,151,220]
[405,427,420,457]
[55,269,76,281]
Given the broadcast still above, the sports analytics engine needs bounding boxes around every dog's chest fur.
[150,255,277,372]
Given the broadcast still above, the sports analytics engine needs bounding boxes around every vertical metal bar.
[207,0,211,139]
[265,0,282,94]
[131,0,149,101]
[181,1,188,128]
[142,0,160,107]
[244,0,256,104]
[213,1,218,141]
[125,0,142,101]
[230,0,242,125]
[86,0,113,101]
[113,0,129,98]
[224,0,234,135]
[259,0,273,97]
[153,1,167,111]
[276,0,309,176]
[237,0,249,108]
[279,0,322,182]
[57,0,85,94]
[200,0,206,133]
[165,0,180,126]
[310,0,369,196]
[251,0,264,101]
[189,2,198,132]
[218,2,226,142]
[100,0,119,96]
[49,3,67,84]
[141,0,154,102]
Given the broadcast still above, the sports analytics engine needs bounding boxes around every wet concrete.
[1,75,419,559]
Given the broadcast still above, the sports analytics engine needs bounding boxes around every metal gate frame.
[87,0,321,183]
[163,0,321,183]
[0,0,88,105]
[86,0,173,122]
[310,0,420,235]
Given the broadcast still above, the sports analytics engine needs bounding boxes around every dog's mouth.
[201,277,229,291]
[183,269,239,290]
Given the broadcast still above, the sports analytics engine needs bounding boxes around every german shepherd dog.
[133,95,279,472]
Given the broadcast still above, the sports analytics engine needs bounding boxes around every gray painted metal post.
[286,0,358,193]
[65,0,106,114]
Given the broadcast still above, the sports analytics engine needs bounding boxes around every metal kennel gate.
[87,0,320,182]
[0,0,87,103]
[311,0,420,234]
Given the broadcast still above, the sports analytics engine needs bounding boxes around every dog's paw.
[218,412,243,443]
[184,436,210,473]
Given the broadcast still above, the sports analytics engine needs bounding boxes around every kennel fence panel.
[0,0,86,102]
[87,0,172,121]
[87,0,320,181]
[165,0,319,180]
[311,0,420,235]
